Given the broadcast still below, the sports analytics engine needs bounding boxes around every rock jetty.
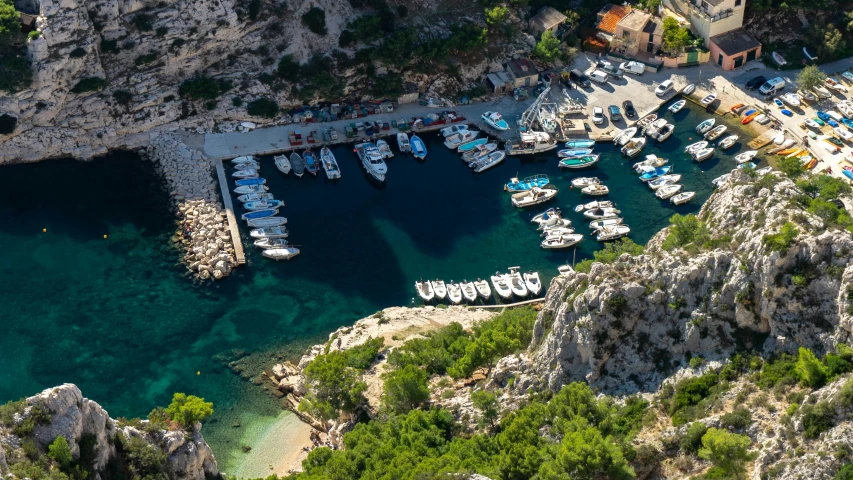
[144,134,237,280]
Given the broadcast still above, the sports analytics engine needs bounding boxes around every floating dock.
[213,158,246,265]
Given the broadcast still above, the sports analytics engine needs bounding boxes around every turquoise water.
[0,99,749,470]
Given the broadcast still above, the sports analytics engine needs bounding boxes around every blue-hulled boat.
[639,166,672,181]
[564,139,596,148]
[481,111,510,130]
[506,174,549,192]
[774,98,784,108]
[737,162,757,170]
[558,148,593,157]
[411,135,427,160]
[303,150,319,175]
[242,208,279,221]
[235,177,266,186]
[244,199,284,210]
[817,111,831,122]
[842,118,853,129]
[781,109,793,117]
[843,169,853,181]
[742,109,756,117]
[458,138,488,153]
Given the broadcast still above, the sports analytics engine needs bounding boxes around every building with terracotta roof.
[596,4,631,37]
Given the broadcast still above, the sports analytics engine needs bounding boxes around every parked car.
[608,105,622,121]
[655,79,674,97]
[592,106,605,125]
[569,69,591,88]
[745,75,766,90]
[589,70,609,85]
[620,61,645,75]
[601,64,623,79]
[622,100,636,118]
[759,77,786,95]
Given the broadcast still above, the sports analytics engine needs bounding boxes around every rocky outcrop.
[511,170,853,395]
[1,384,218,480]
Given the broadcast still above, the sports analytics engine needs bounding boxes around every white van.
[759,77,786,95]
[589,70,608,84]
[620,61,645,75]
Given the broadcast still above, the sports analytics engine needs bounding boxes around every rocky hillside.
[0,384,218,480]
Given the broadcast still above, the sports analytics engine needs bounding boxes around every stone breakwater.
[143,134,238,280]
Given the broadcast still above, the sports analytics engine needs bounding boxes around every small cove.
[0,99,755,475]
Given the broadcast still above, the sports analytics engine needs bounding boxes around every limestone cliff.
[0,384,218,480]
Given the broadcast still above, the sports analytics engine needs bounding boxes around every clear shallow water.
[0,100,750,474]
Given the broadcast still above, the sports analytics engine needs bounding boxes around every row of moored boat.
[414,267,542,303]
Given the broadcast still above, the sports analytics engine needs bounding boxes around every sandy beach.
[227,411,314,478]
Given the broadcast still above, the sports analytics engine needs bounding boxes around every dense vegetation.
[574,238,645,273]
[0,0,33,94]
[71,77,108,94]
[178,76,231,101]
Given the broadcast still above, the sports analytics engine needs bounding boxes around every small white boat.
[490,273,512,300]
[670,191,695,205]
[558,264,574,276]
[262,247,300,260]
[799,90,817,102]
[397,132,411,153]
[531,208,562,226]
[589,217,623,230]
[806,118,821,129]
[683,84,695,95]
[772,51,787,66]
[754,114,770,125]
[542,224,575,237]
[234,161,259,171]
[696,118,715,134]
[814,86,832,99]
[507,268,528,297]
[460,281,478,303]
[581,184,609,196]
[471,151,505,173]
[247,217,287,228]
[613,127,638,146]
[773,133,785,145]
[781,93,801,107]
[511,186,558,208]
[238,192,274,203]
[692,147,715,162]
[584,206,621,219]
[541,234,583,249]
[700,93,717,106]
[234,184,268,195]
[274,155,291,174]
[244,199,284,210]
[232,169,259,178]
[447,282,463,304]
[431,280,448,300]
[250,226,288,239]
[239,122,256,133]
[644,118,668,137]
[320,147,341,180]
[637,114,658,130]
[632,154,667,171]
[685,140,709,153]
[415,279,435,302]
[231,156,257,164]
[444,130,479,149]
[596,225,630,242]
[655,124,675,142]
[523,272,542,296]
[440,124,468,137]
[473,279,491,299]
[669,99,686,113]
[835,127,853,141]
[376,139,394,159]
[837,102,853,119]
[780,138,796,149]
[254,238,289,249]
[571,177,600,188]
[704,125,727,141]
[734,150,758,164]
[718,135,739,149]
[576,200,613,212]
[621,137,646,157]
[826,77,848,93]
[463,142,498,162]
[655,184,683,200]
[648,174,682,190]
[712,173,730,187]
[481,111,510,130]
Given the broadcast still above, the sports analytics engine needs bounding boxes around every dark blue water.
[0,99,749,467]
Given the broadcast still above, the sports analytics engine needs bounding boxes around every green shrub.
[0,55,34,93]
[134,52,158,65]
[246,98,279,118]
[301,7,327,35]
[368,73,403,98]
[447,306,537,378]
[669,373,719,423]
[100,39,119,53]
[662,214,709,251]
[131,13,154,31]
[162,393,213,429]
[826,353,852,378]
[155,26,168,37]
[758,354,799,389]
[0,0,20,48]
[0,113,16,134]
[382,365,429,414]
[178,76,221,100]
[681,421,708,453]
[689,356,705,368]
[69,47,86,58]
[763,222,799,252]
[796,347,827,388]
[28,30,40,40]
[231,96,243,107]
[0,398,27,425]
[112,90,132,106]
[347,15,383,44]
[48,436,73,469]
[343,337,384,369]
[117,435,167,480]
[698,428,751,478]
[574,238,644,273]
[720,408,752,430]
[836,464,853,479]
[71,77,108,93]
[801,401,835,439]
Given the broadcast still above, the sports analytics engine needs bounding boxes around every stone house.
[612,9,663,56]
[708,28,762,70]
[528,6,568,37]
[595,4,631,42]
[674,0,761,69]
[505,58,539,88]
[486,72,514,94]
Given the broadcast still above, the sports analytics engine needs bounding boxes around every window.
[735,0,741,6]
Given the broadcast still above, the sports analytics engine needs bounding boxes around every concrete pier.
[214,158,246,265]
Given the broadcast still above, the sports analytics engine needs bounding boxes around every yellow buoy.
[43,228,47,233]
[103,235,108,239]
[197,371,201,376]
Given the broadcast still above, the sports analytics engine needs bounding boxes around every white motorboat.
[655,124,675,142]
[772,51,787,66]
[704,125,727,141]
[633,155,667,172]
[571,177,600,188]
[460,281,478,303]
[507,268,528,297]
[541,234,583,249]
[234,184,269,195]
[647,174,682,190]
[254,238,289,249]
[431,280,448,300]
[644,118,668,137]
[238,192,274,203]
[755,114,770,124]
[473,279,491,299]
[718,135,739,149]
[621,137,646,157]
[274,154,291,174]
[581,184,609,196]
[576,200,613,212]
[558,264,574,276]
[320,147,342,180]
[685,140,708,153]
[247,217,287,228]
[669,99,686,113]
[781,93,801,107]
[734,150,758,164]
[262,247,300,260]
[447,282,463,304]
[397,132,411,153]
[440,124,469,137]
[531,207,562,227]
[539,218,572,231]
[835,127,853,141]
[234,161,259,171]
[231,156,257,164]
[584,206,621,220]
[463,142,498,162]
[444,130,479,149]
[490,273,512,300]
[780,139,796,149]
[415,279,435,302]
[232,169,258,178]
[376,139,394,159]
[696,118,715,134]
[814,86,832,99]
[692,147,715,162]
[511,185,558,208]
[670,191,696,205]
[589,217,623,230]
[355,142,388,182]
[655,184,683,200]
[541,225,575,237]
[826,77,848,92]
[613,127,638,146]
[799,90,817,102]
[471,151,505,173]
[637,114,658,130]
[596,225,631,242]
[250,226,288,239]
[771,134,784,145]
[482,111,510,130]
[244,199,284,211]
[683,84,696,95]
[712,173,730,187]
[700,93,717,105]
